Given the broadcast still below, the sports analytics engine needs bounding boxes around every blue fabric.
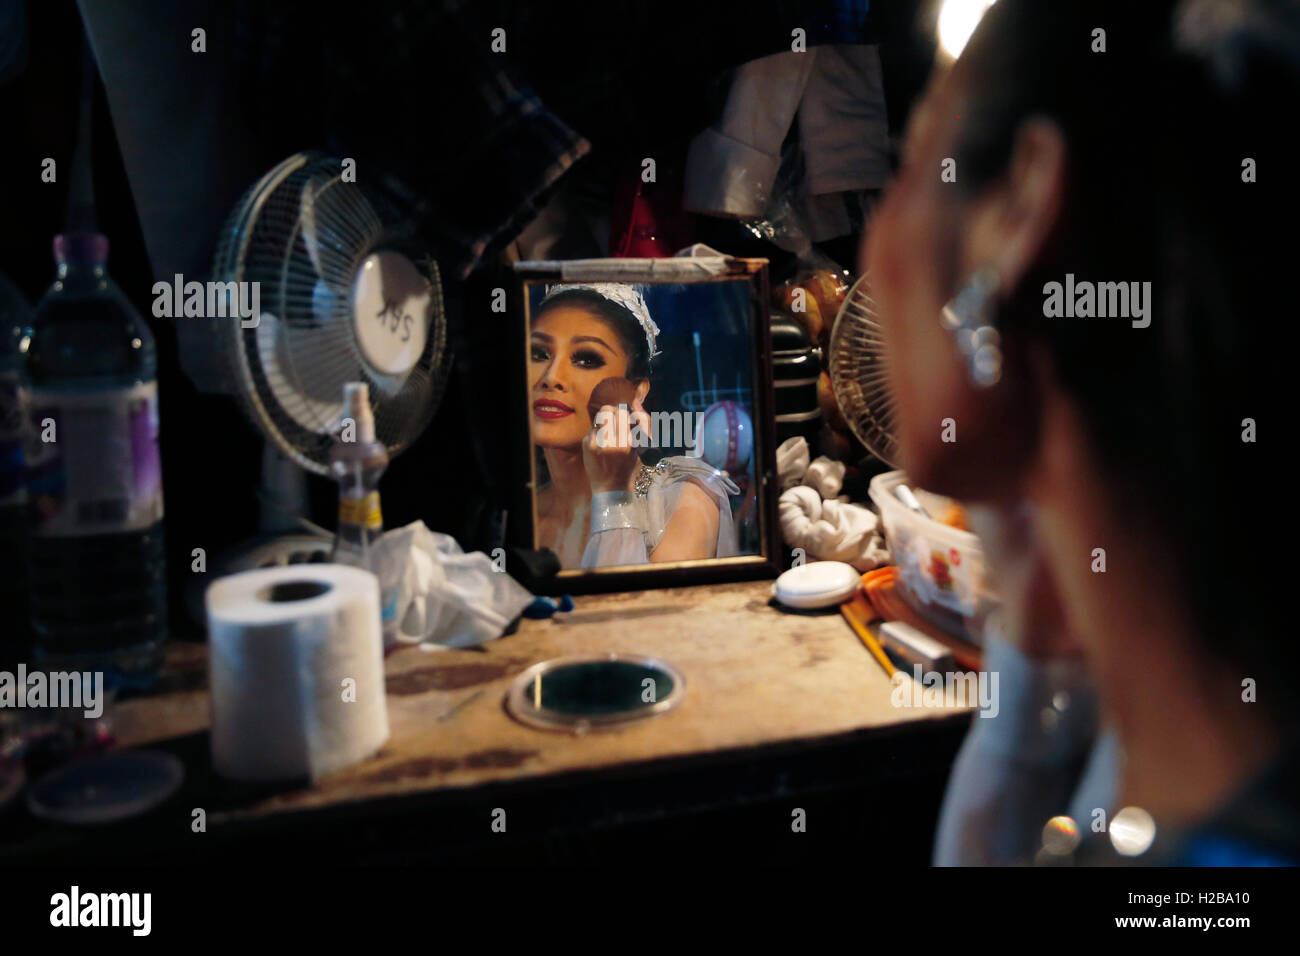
[933,635,1106,865]
[1175,835,1297,868]
[0,0,27,85]
[522,594,574,619]
[802,1,874,44]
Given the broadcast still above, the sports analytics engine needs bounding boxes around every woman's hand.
[583,400,652,495]
[966,502,1086,659]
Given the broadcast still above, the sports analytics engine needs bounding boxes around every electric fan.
[827,272,898,466]
[181,151,451,590]
[211,151,450,477]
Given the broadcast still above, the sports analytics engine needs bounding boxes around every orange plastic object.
[860,568,983,671]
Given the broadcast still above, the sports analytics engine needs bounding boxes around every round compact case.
[772,560,861,610]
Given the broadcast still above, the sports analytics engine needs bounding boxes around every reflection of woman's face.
[530,304,630,448]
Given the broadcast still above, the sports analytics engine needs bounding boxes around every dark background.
[0,0,936,637]
[0,0,973,877]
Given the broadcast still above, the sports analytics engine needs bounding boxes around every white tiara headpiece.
[542,282,661,360]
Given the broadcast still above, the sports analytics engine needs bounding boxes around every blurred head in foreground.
[865,0,1298,854]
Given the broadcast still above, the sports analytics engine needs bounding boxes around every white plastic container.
[772,560,861,609]
[869,470,993,640]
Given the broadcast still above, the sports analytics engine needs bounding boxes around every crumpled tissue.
[369,521,534,648]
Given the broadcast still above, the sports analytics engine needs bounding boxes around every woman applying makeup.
[866,0,1297,864]
[530,284,739,569]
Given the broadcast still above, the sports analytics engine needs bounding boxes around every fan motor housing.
[351,250,432,377]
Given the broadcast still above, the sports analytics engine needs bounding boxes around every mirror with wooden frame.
[511,257,781,593]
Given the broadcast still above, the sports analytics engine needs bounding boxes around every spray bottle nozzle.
[342,382,377,445]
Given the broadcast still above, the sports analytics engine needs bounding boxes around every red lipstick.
[534,398,574,420]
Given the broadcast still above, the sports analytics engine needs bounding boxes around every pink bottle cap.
[53,233,110,265]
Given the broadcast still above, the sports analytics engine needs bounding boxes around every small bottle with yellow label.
[330,383,388,570]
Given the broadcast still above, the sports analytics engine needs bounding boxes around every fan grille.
[828,273,899,467]
[212,152,450,475]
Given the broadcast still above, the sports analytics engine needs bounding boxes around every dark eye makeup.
[529,339,609,370]
[571,349,606,369]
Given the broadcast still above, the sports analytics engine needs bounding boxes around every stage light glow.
[938,0,998,59]
[1110,807,1158,857]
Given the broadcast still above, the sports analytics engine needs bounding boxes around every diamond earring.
[941,267,1003,387]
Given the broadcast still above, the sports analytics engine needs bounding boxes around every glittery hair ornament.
[541,283,662,362]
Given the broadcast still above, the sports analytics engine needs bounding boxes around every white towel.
[779,485,890,571]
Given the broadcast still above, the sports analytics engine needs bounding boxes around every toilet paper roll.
[205,565,389,782]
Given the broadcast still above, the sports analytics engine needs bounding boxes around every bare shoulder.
[672,477,716,512]
[651,474,720,563]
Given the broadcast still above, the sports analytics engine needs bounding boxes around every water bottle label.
[0,371,24,506]
[23,382,164,537]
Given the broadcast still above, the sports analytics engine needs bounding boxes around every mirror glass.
[505,655,686,732]
[523,276,764,573]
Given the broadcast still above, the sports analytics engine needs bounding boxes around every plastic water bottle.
[23,233,166,688]
[0,271,32,670]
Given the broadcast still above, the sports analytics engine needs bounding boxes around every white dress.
[542,456,741,569]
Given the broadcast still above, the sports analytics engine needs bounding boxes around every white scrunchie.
[779,485,891,571]
[777,436,811,490]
